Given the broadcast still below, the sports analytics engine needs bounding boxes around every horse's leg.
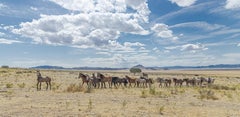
[37,82,39,90]
[46,81,48,90]
[49,81,51,90]
[40,82,42,90]
[103,82,106,88]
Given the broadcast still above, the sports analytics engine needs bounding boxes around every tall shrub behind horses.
[36,71,51,90]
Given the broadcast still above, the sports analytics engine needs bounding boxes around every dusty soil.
[0,68,240,117]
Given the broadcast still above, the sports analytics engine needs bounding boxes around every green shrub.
[6,83,13,88]
[140,90,148,98]
[17,83,26,88]
[149,86,156,95]
[198,89,218,100]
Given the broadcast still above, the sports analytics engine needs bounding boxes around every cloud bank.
[13,0,150,49]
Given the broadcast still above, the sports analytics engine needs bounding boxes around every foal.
[36,71,51,90]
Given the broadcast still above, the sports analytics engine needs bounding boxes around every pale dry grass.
[0,68,240,117]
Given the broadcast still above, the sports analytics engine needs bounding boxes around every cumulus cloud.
[0,38,22,44]
[151,23,178,41]
[181,43,208,52]
[166,43,208,53]
[225,0,240,10]
[13,0,150,49]
[169,0,197,7]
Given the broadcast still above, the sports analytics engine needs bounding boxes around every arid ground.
[0,68,240,117]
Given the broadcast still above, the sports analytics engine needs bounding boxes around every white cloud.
[13,0,150,49]
[0,32,5,36]
[181,43,208,52]
[30,6,38,11]
[169,0,197,7]
[0,38,22,44]
[151,23,178,41]
[225,0,240,10]
[237,43,240,46]
[0,3,7,9]
[223,53,240,58]
[166,43,208,53]
[124,42,145,47]
[170,21,225,31]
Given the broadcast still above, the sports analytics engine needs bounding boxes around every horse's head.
[78,73,86,78]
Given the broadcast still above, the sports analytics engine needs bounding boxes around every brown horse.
[97,73,112,88]
[36,71,51,90]
[125,75,136,87]
[78,73,91,86]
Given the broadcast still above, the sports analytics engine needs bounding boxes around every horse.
[207,77,215,85]
[97,73,112,88]
[136,77,147,88]
[111,77,121,88]
[156,78,171,87]
[91,73,101,88]
[118,78,128,87]
[78,73,92,86]
[125,75,136,87]
[142,72,148,78]
[173,78,184,87]
[36,71,51,90]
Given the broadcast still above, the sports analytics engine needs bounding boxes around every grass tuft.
[66,83,84,93]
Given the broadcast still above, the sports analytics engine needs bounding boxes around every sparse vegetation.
[0,68,240,116]
[66,83,84,93]
[149,86,156,95]
[198,89,218,100]
[87,99,93,110]
[17,83,26,88]
[140,90,148,98]
[157,105,165,115]
[6,83,13,88]
[122,100,127,109]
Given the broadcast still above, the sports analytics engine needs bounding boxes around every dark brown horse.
[36,71,51,90]
[97,73,112,88]
[125,75,136,87]
[78,73,91,86]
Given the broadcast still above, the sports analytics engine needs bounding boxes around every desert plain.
[0,68,240,117]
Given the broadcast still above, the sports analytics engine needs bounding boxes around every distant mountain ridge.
[30,64,240,70]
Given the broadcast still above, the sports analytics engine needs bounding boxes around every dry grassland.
[0,68,240,117]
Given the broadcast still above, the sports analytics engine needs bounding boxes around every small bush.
[149,86,156,95]
[88,99,93,110]
[140,90,148,98]
[209,84,236,91]
[158,106,165,115]
[66,83,84,93]
[17,83,26,88]
[84,85,94,93]
[6,83,13,88]
[198,89,218,100]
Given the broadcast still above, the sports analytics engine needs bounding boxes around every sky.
[0,0,240,68]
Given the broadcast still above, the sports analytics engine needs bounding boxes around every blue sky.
[0,0,240,68]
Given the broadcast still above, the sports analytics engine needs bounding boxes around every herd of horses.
[36,71,215,90]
